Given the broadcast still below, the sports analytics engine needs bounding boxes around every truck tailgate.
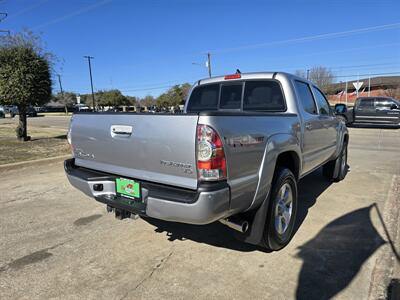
[70,113,199,189]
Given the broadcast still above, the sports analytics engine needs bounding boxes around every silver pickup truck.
[65,72,349,250]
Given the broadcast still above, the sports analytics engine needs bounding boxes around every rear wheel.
[323,141,348,182]
[263,167,298,251]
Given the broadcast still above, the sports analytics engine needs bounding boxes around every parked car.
[64,72,349,251]
[10,106,38,118]
[0,106,5,118]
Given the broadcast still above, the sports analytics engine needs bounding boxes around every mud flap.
[234,191,271,247]
[332,151,342,179]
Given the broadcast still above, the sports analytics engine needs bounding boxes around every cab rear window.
[187,80,285,112]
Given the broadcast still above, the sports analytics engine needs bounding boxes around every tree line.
[53,83,192,110]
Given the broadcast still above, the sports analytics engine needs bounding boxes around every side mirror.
[390,104,398,110]
[335,104,347,113]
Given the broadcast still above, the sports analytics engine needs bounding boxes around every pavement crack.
[120,250,174,300]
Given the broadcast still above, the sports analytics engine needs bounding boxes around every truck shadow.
[143,217,260,252]
[143,168,333,252]
[295,204,386,300]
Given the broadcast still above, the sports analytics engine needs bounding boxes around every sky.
[1,0,400,97]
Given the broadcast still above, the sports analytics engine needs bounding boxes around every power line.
[32,0,113,30]
[208,22,400,54]
[75,71,399,95]
[6,0,49,21]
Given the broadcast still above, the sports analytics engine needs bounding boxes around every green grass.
[0,123,70,165]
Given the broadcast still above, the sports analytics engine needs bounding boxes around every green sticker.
[115,178,140,199]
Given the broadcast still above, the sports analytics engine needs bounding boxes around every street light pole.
[84,55,95,111]
[57,74,67,114]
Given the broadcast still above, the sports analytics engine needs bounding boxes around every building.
[327,76,400,105]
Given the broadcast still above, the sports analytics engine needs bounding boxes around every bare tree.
[294,70,306,79]
[384,88,400,99]
[308,66,335,93]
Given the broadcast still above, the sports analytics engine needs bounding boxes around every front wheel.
[263,167,298,251]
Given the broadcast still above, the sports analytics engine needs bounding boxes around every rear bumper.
[64,159,231,225]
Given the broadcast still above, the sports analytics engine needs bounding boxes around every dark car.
[353,97,400,127]
[10,106,38,118]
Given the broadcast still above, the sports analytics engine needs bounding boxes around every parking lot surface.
[0,127,399,299]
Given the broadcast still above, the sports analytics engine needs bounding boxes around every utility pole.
[207,52,212,78]
[84,55,96,111]
[345,80,348,105]
[306,69,310,80]
[368,76,371,97]
[57,74,67,114]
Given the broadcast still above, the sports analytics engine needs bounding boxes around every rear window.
[186,84,219,112]
[187,80,285,112]
[243,81,285,111]
[220,84,242,109]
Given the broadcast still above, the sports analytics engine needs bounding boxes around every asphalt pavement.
[0,127,399,300]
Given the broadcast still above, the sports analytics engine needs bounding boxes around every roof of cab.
[196,71,309,86]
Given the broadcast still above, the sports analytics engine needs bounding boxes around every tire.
[263,167,298,251]
[323,141,348,182]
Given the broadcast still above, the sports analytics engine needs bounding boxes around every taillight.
[197,124,226,181]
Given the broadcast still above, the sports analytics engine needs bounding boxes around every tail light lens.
[197,124,226,181]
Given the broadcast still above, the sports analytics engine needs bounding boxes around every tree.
[0,31,52,141]
[156,83,191,108]
[53,91,76,114]
[294,67,335,93]
[294,70,306,79]
[140,95,156,108]
[96,89,129,109]
[384,88,400,99]
[308,66,334,93]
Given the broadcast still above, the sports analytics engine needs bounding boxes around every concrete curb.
[0,155,71,172]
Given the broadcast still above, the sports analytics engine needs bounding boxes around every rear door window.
[186,84,219,112]
[358,98,374,108]
[220,84,243,109]
[243,81,285,111]
[295,81,317,114]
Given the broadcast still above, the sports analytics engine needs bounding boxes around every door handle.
[110,125,133,137]
[305,123,312,130]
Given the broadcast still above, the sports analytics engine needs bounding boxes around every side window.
[186,84,219,112]
[375,99,395,110]
[358,98,374,108]
[243,80,286,111]
[312,87,331,115]
[295,81,317,114]
[220,84,242,109]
